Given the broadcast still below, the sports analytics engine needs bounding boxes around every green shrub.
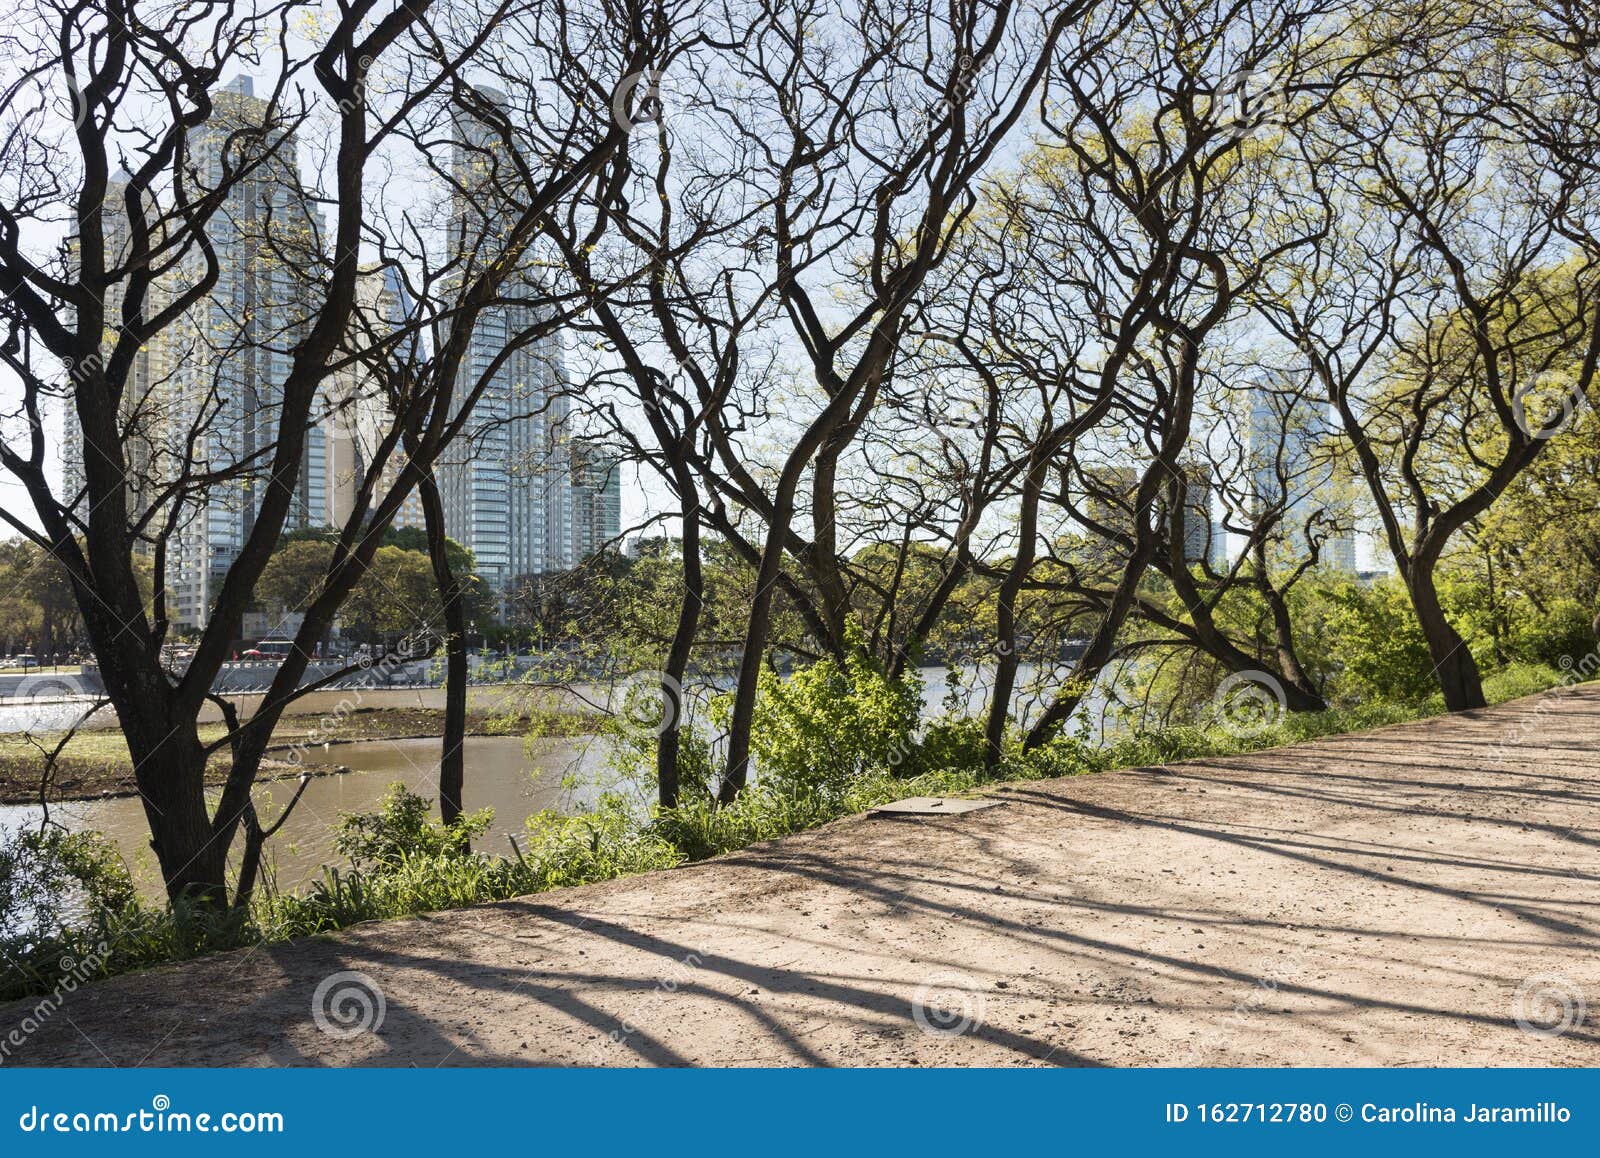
[738,633,922,797]
[1479,662,1565,705]
[1507,600,1597,669]
[334,782,491,870]
[0,826,180,1002]
[1318,578,1438,705]
[913,714,990,778]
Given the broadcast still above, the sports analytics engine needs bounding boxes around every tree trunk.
[657,482,702,809]
[129,721,228,908]
[1023,468,1169,750]
[418,471,469,826]
[1259,577,1325,711]
[808,444,851,648]
[1407,563,1487,710]
[719,497,795,803]
[985,457,1043,771]
[1164,542,1328,713]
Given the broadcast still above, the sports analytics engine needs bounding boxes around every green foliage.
[1477,662,1568,707]
[515,795,684,888]
[1314,578,1437,705]
[1476,405,1600,614]
[913,714,990,778]
[257,789,682,935]
[1506,600,1596,670]
[333,783,492,870]
[0,827,135,946]
[255,539,490,642]
[0,539,153,654]
[739,632,923,797]
[0,826,174,1002]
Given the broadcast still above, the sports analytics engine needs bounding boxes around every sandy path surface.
[6,684,1598,1067]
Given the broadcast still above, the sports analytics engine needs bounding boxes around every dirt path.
[7,685,1599,1067]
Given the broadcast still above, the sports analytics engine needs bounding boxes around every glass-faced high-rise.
[163,76,328,628]
[62,77,328,630]
[438,87,575,599]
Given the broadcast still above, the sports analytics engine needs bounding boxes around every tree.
[0,0,665,907]
[917,0,1367,760]
[1257,9,1600,709]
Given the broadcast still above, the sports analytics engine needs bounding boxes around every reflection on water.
[0,735,616,899]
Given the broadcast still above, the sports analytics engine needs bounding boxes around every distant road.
[8,681,1597,1066]
[0,654,536,703]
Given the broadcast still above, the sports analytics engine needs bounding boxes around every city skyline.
[60,75,623,633]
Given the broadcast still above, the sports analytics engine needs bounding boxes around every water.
[0,664,1110,899]
[0,735,615,899]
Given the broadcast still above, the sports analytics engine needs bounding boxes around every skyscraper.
[569,439,623,560]
[437,88,577,596]
[1079,462,1217,567]
[1176,462,1220,569]
[61,172,172,542]
[164,76,328,627]
[326,267,425,532]
[1245,385,1358,573]
[63,77,329,629]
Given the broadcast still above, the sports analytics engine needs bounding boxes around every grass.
[0,660,1585,1003]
